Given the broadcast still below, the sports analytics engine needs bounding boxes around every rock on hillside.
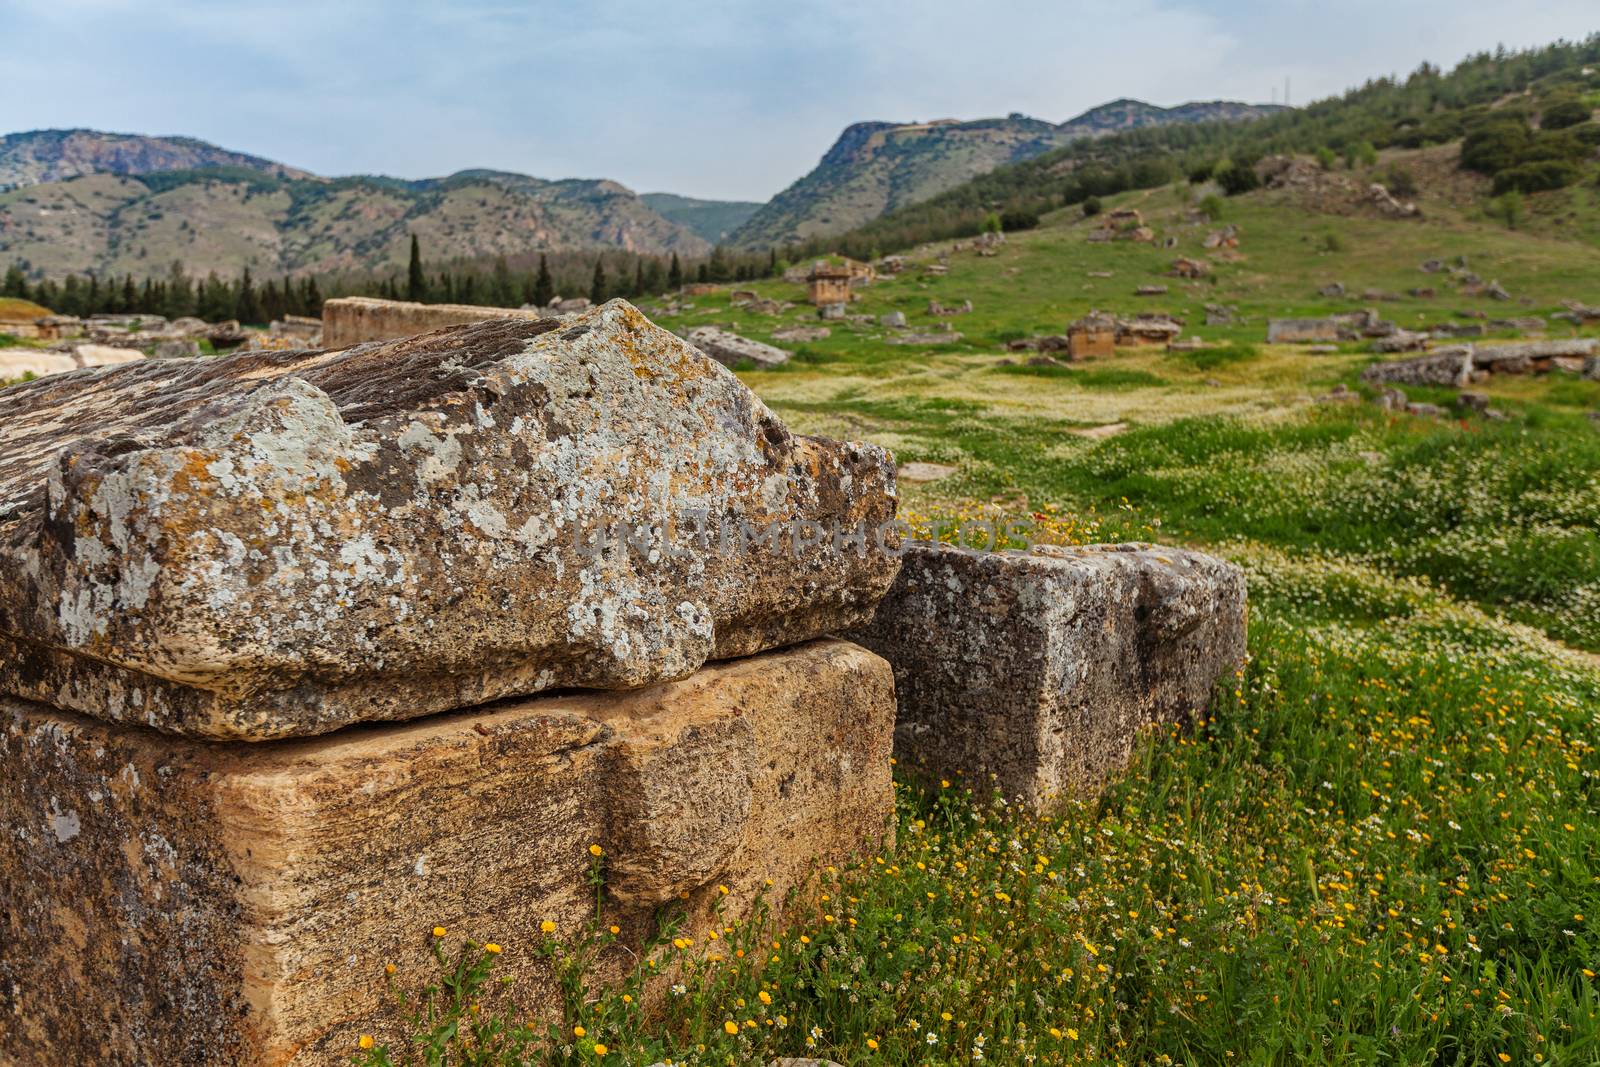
[731,99,1284,247]
[0,128,312,191]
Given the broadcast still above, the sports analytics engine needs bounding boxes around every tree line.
[2,239,787,323]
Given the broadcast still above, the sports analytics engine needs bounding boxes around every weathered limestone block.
[847,543,1246,810]
[1360,347,1473,388]
[320,295,548,348]
[687,325,791,369]
[0,639,896,1066]
[0,300,898,738]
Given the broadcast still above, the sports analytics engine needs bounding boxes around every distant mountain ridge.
[640,192,763,244]
[729,98,1286,246]
[0,130,725,279]
[0,128,313,191]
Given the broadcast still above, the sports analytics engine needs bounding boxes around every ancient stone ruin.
[321,295,549,347]
[0,299,1248,1064]
[849,543,1246,808]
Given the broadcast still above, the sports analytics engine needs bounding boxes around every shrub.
[1315,146,1338,170]
[1488,189,1524,229]
[1492,159,1583,194]
[999,208,1040,232]
[1081,196,1102,217]
[1384,165,1419,197]
[1541,97,1592,130]
[1186,161,1215,184]
[1198,194,1225,221]
[1460,120,1532,174]
[1215,162,1260,196]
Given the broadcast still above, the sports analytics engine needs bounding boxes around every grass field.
[41,162,1584,1066]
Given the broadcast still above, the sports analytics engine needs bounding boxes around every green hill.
[809,38,1600,259]
[729,99,1284,248]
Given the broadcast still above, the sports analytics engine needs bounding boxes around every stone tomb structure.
[0,302,902,1064]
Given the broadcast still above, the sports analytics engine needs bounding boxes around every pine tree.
[302,276,323,317]
[633,259,645,298]
[164,261,195,319]
[490,255,515,307]
[1,263,27,300]
[589,257,608,304]
[667,253,683,290]
[121,276,138,314]
[407,234,427,302]
[234,268,261,324]
[707,245,731,283]
[696,263,709,283]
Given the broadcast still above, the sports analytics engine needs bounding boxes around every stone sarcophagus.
[0,301,901,1065]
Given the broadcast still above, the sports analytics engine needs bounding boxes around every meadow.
[18,162,1592,1067]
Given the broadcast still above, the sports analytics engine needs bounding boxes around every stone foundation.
[0,639,895,1066]
[847,543,1246,810]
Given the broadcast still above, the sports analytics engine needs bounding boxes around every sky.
[3,0,1597,202]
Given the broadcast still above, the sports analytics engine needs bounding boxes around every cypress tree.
[633,259,645,298]
[667,253,683,290]
[234,268,261,324]
[532,255,554,308]
[406,234,426,302]
[589,257,608,304]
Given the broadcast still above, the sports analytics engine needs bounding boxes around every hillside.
[0,157,712,280]
[0,129,311,191]
[729,99,1283,247]
[816,37,1600,259]
[640,192,763,244]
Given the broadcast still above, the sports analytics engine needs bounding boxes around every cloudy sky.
[3,1,1596,201]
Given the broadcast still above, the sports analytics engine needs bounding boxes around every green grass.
[357,177,1600,1066]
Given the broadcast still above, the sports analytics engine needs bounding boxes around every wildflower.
[358,1035,374,1050]
[589,843,604,857]
[431,926,446,938]
[484,943,501,954]
[724,1020,739,1035]
[540,920,556,934]
[574,1026,586,1038]
[867,1038,879,1050]
[593,1043,608,1056]
[609,925,620,935]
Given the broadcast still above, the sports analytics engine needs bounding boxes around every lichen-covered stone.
[687,325,791,369]
[0,638,895,1066]
[847,543,1246,809]
[0,300,898,739]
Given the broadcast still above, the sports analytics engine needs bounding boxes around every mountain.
[0,133,712,280]
[0,129,312,191]
[640,193,764,245]
[729,100,1285,247]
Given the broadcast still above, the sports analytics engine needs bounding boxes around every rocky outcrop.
[0,301,899,739]
[686,325,791,370]
[321,296,548,348]
[847,543,1246,810]
[0,638,896,1065]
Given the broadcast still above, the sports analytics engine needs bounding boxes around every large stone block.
[320,296,548,348]
[847,543,1246,809]
[0,300,898,738]
[0,638,895,1066]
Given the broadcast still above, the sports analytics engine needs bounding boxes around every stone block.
[847,543,1246,809]
[0,638,895,1065]
[0,301,898,739]
[320,296,548,348]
